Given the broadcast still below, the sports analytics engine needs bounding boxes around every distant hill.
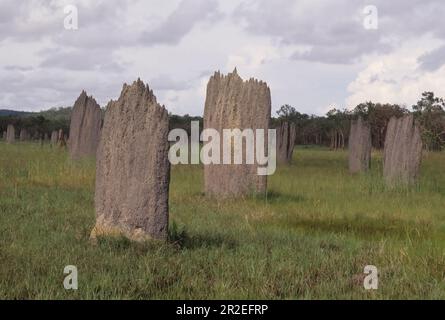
[0,107,72,135]
[0,109,34,117]
[38,107,72,121]
[0,107,72,121]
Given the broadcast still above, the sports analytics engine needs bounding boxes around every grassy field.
[0,142,444,299]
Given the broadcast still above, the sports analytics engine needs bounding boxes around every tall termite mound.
[50,130,58,146]
[57,129,66,148]
[383,115,423,186]
[92,79,170,242]
[348,116,372,174]
[6,125,15,144]
[203,69,271,198]
[277,121,296,164]
[19,128,29,141]
[68,91,102,159]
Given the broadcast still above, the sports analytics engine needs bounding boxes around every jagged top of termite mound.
[106,78,167,114]
[75,90,100,108]
[101,78,169,144]
[204,68,271,129]
[208,68,270,91]
[69,89,102,158]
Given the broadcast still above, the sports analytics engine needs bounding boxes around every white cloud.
[346,36,445,108]
[226,44,281,71]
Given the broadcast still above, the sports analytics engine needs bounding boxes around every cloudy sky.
[1,0,445,116]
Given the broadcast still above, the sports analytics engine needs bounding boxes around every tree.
[326,108,351,150]
[276,104,298,121]
[412,92,445,151]
[352,102,408,149]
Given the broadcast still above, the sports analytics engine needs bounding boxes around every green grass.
[0,142,444,299]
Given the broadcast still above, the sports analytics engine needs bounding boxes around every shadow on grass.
[194,190,306,205]
[261,191,306,204]
[94,223,237,252]
[281,215,432,240]
[169,222,237,250]
[96,235,139,251]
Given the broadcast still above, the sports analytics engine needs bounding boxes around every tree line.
[0,107,71,140]
[1,91,444,151]
[273,91,445,151]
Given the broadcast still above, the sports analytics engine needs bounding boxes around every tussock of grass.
[0,142,444,299]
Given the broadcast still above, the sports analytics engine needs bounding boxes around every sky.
[1,0,445,116]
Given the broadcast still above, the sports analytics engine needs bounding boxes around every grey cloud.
[1,0,220,50]
[3,65,34,71]
[292,41,392,65]
[376,0,445,38]
[0,66,124,110]
[418,45,445,71]
[0,1,63,42]
[149,75,192,91]
[197,69,214,79]
[0,0,16,24]
[140,0,220,45]
[235,0,445,65]
[0,0,129,44]
[39,48,125,72]
[50,1,135,49]
[1,0,220,53]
